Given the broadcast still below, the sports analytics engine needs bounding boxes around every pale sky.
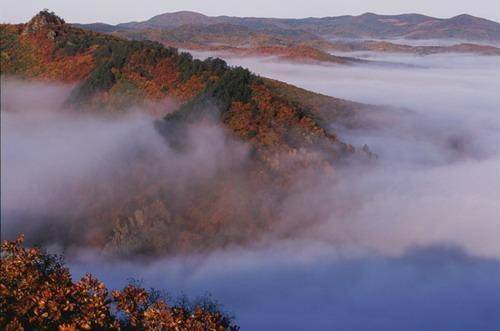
[1,0,499,24]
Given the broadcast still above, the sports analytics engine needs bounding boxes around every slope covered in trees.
[1,10,362,152]
[1,11,372,255]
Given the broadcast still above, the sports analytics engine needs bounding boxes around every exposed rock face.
[22,10,65,37]
[106,200,173,255]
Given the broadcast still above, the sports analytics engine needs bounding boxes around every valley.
[1,8,500,331]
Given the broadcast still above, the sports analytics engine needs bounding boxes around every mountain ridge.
[91,11,500,42]
[72,10,500,61]
[1,11,374,255]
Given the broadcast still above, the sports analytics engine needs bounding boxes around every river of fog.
[3,51,500,330]
[80,53,499,330]
[327,37,500,47]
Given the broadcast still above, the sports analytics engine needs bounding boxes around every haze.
[83,52,500,330]
[3,50,499,329]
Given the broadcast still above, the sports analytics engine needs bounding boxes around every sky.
[1,0,500,24]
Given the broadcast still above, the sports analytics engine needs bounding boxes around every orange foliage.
[173,75,206,101]
[0,235,239,330]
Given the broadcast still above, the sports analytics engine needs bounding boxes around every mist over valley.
[1,8,500,330]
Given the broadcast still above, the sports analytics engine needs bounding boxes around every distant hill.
[328,40,500,55]
[78,11,500,42]
[72,22,130,33]
[73,11,500,62]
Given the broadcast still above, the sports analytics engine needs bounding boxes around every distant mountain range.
[76,11,500,43]
[72,11,500,64]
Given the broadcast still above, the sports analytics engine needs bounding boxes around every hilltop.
[2,11,366,149]
[1,11,373,255]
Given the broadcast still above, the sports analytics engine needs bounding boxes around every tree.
[0,235,239,330]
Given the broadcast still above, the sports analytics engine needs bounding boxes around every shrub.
[0,235,239,330]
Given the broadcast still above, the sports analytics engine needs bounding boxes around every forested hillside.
[1,10,368,151]
[1,10,372,255]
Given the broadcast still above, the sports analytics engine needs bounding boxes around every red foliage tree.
[0,235,239,330]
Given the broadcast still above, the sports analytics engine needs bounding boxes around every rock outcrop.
[22,10,65,38]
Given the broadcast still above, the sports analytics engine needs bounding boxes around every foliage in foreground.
[0,235,239,330]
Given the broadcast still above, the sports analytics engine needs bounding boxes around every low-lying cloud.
[1,79,250,247]
[68,242,500,331]
[2,51,500,330]
[204,51,500,258]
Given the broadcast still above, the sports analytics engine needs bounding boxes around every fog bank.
[2,51,500,330]
[68,243,500,331]
[199,52,500,258]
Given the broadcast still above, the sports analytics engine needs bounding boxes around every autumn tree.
[0,235,239,330]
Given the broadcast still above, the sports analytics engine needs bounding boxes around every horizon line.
[3,9,500,25]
